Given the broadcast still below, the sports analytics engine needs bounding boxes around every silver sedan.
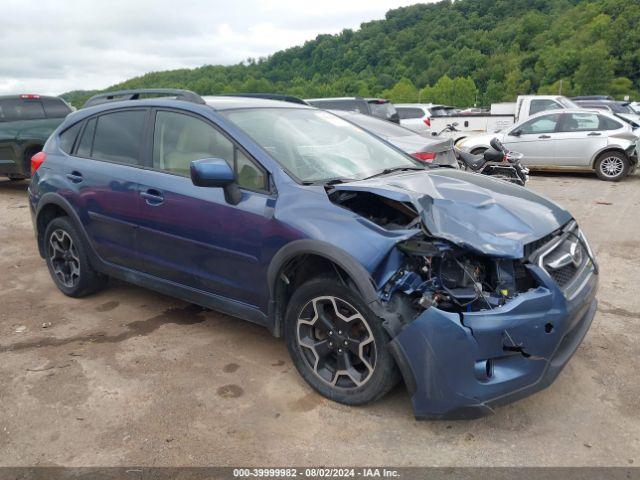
[458,109,639,181]
[329,109,458,168]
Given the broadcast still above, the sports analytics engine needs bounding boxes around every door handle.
[587,132,602,136]
[538,135,551,139]
[140,189,164,206]
[66,171,83,183]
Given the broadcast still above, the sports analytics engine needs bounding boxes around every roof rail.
[83,88,205,108]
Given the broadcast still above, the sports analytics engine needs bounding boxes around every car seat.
[164,122,232,175]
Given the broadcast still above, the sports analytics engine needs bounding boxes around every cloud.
[0,0,422,95]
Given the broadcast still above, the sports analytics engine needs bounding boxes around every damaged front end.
[328,173,599,419]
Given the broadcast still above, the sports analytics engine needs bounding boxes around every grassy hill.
[62,0,640,107]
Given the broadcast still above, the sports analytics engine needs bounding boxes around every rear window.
[598,115,623,130]
[309,99,367,113]
[344,112,414,137]
[0,98,46,122]
[59,122,82,153]
[43,98,72,118]
[75,110,146,165]
[430,106,457,117]
[368,101,396,119]
[76,118,96,158]
[396,107,425,120]
[91,110,146,165]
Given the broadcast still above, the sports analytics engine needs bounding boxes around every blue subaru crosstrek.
[29,89,598,419]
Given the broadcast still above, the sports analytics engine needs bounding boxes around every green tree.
[574,41,614,95]
[452,77,478,107]
[538,78,575,96]
[382,78,418,103]
[420,76,477,106]
[608,77,636,100]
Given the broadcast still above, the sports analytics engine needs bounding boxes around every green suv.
[0,94,72,180]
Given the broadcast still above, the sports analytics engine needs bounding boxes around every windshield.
[222,108,421,183]
[558,97,580,109]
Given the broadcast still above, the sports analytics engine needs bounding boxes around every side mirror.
[190,158,242,205]
[510,129,522,137]
[451,122,459,127]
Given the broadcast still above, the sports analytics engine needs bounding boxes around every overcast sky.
[0,0,423,96]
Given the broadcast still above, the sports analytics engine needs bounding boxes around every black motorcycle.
[456,137,529,186]
[436,124,529,186]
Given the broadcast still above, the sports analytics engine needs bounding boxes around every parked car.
[0,94,72,180]
[30,89,598,419]
[430,95,580,143]
[304,97,400,124]
[330,109,457,167]
[573,99,640,127]
[394,103,458,134]
[458,109,639,181]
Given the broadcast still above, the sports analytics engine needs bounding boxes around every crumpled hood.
[333,169,572,258]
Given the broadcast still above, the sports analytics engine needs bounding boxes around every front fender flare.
[266,239,382,336]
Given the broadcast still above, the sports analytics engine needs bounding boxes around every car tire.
[44,216,107,297]
[595,151,629,181]
[284,277,399,405]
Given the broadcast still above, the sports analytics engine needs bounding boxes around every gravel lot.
[0,172,638,467]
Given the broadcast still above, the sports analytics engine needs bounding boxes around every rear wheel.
[595,151,629,181]
[44,217,107,297]
[284,278,398,405]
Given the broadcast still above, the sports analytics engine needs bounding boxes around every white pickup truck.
[430,95,580,142]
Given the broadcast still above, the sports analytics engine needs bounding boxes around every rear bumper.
[388,265,598,419]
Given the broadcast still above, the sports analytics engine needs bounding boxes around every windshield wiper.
[325,178,350,185]
[301,178,354,186]
[364,166,425,180]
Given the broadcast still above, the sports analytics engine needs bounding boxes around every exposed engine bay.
[328,189,538,315]
[382,236,537,314]
[329,190,419,230]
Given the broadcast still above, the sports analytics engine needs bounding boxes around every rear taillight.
[412,152,436,162]
[20,94,41,99]
[31,151,46,175]
[424,118,431,127]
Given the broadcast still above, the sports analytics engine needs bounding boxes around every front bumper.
[388,264,598,419]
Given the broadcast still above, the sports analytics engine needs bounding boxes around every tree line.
[63,0,640,108]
